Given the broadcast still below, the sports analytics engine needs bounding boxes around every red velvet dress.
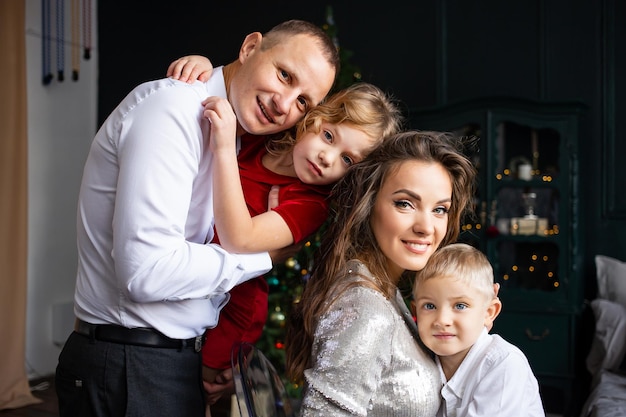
[202,134,331,369]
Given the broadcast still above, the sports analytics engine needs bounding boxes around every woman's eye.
[393,200,413,209]
[434,206,450,215]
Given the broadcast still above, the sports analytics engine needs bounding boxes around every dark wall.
[97,1,440,122]
[98,0,626,298]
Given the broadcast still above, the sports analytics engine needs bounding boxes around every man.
[55,20,339,417]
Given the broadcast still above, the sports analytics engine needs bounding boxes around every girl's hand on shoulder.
[166,55,213,83]
[203,96,237,153]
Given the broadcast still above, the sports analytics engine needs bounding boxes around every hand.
[166,55,214,83]
[203,96,237,154]
[203,367,235,405]
[267,185,280,210]
[265,185,303,263]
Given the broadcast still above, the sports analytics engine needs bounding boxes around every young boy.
[413,243,545,417]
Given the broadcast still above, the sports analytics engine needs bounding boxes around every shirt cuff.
[236,251,272,281]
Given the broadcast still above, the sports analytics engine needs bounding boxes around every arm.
[108,84,270,302]
[204,96,295,253]
[166,55,214,83]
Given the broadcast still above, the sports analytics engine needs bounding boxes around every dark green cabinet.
[408,98,585,414]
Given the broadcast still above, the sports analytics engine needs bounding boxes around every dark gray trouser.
[55,332,205,417]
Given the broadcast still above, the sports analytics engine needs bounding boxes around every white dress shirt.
[74,67,271,339]
[437,328,545,417]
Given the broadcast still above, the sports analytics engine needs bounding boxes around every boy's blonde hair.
[414,243,495,304]
[266,82,403,157]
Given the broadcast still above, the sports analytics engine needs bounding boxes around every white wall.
[24,0,98,378]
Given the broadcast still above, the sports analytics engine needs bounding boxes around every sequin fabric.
[300,260,441,417]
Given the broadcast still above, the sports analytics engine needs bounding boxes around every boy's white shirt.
[436,328,545,417]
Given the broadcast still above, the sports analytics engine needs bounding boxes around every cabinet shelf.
[489,234,561,242]
[493,177,562,189]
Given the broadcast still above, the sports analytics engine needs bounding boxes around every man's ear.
[484,297,502,331]
[239,32,262,63]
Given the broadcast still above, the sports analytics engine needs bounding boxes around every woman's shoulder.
[326,260,395,314]
[343,259,378,284]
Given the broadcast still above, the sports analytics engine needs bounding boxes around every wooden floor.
[0,376,58,417]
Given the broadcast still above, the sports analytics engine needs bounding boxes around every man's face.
[229,34,336,136]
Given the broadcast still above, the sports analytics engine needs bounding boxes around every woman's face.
[370,160,453,280]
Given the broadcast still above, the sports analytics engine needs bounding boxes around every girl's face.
[292,122,378,186]
[370,160,452,280]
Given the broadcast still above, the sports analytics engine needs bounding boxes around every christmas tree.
[254,5,362,398]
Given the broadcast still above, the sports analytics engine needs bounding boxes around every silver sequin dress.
[300,260,441,417]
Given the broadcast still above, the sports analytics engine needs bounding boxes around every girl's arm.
[166,55,213,83]
[203,97,294,254]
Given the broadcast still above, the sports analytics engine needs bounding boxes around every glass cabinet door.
[488,121,564,298]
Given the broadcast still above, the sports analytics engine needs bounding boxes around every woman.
[286,130,477,416]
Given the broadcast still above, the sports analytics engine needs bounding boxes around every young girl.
[169,55,404,414]
[285,131,477,416]
[211,84,403,414]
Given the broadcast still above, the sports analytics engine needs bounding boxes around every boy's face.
[292,122,377,186]
[414,275,492,363]
[229,33,336,137]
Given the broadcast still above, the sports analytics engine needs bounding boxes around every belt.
[74,319,205,352]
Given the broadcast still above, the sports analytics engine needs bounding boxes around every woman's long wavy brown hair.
[285,130,477,383]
